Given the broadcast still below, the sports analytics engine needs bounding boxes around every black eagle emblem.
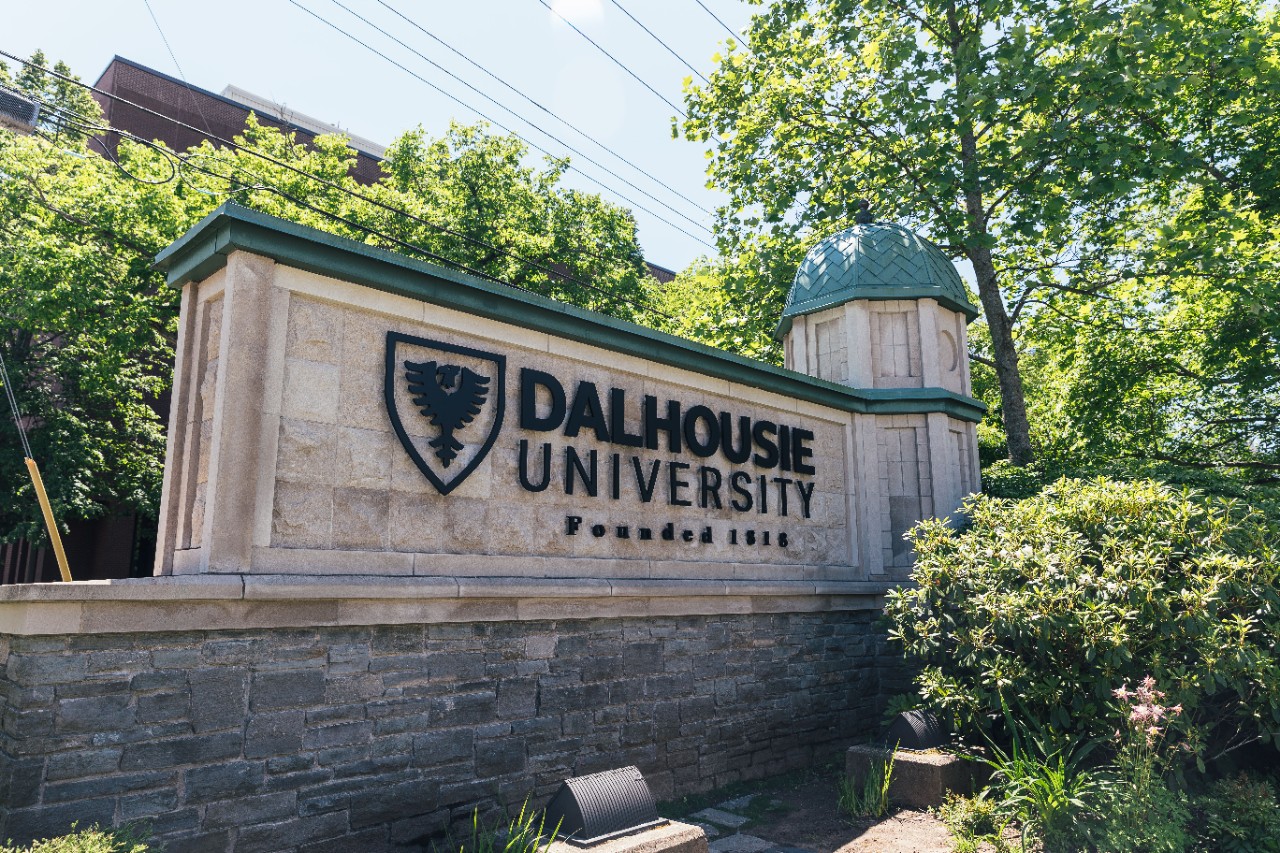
[403,360,491,467]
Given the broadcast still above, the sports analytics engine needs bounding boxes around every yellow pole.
[24,457,72,582]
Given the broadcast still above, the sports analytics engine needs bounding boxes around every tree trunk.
[946,0,1035,466]
[967,241,1035,465]
[956,149,1034,463]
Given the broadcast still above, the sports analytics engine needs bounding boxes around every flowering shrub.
[1096,677,1191,852]
[884,477,1280,763]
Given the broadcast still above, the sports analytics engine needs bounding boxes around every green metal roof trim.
[774,223,979,339]
[155,204,986,423]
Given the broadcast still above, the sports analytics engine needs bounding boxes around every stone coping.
[153,204,985,423]
[0,575,892,635]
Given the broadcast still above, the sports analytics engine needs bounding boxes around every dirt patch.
[662,768,954,853]
[747,776,952,853]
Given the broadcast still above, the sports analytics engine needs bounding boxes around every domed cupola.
[775,211,977,341]
[777,206,979,401]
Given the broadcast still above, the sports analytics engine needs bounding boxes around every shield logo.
[384,331,506,495]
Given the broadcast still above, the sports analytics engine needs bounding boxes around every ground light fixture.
[543,766,664,846]
[885,709,948,751]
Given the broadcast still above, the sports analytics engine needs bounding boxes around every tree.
[0,121,203,542]
[681,0,1278,467]
[0,53,658,544]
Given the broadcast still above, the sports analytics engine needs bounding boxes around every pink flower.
[1114,686,1131,700]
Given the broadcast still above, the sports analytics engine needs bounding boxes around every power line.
[319,0,711,228]
[535,0,689,119]
[141,0,214,135]
[4,63,671,320]
[692,0,741,42]
[606,0,711,86]
[292,0,714,247]
[372,0,712,215]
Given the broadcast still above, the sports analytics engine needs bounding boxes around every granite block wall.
[0,612,907,852]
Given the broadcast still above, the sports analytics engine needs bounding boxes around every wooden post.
[25,457,72,582]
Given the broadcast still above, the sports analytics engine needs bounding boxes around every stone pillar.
[154,251,283,574]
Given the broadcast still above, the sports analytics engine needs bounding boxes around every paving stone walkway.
[690,796,818,853]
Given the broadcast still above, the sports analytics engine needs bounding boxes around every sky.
[4,0,756,273]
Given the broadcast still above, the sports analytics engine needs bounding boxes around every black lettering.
[681,529,694,542]
[669,461,692,507]
[720,413,752,464]
[644,396,682,452]
[730,471,753,512]
[518,440,552,492]
[700,526,713,543]
[610,453,621,500]
[632,457,661,503]
[762,531,770,545]
[616,526,630,539]
[778,425,792,471]
[752,420,779,468]
[757,475,768,514]
[683,405,720,457]
[730,529,738,545]
[564,446,598,496]
[698,466,723,509]
[746,529,756,545]
[661,522,675,541]
[591,524,606,537]
[520,368,565,430]
[609,388,643,447]
[792,428,816,475]
[565,381,610,441]
[638,527,653,540]
[565,515,582,535]
[778,532,789,548]
[773,477,793,516]
[795,480,815,519]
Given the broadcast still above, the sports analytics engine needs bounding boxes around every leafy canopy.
[0,53,659,543]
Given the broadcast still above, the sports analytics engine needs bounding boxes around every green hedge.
[885,477,1280,763]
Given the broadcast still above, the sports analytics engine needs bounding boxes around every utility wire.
[0,351,34,460]
[535,0,689,119]
[293,0,714,246]
[372,0,712,215]
[693,0,741,42]
[320,0,710,228]
[606,0,710,86]
[141,0,214,136]
[6,69,672,320]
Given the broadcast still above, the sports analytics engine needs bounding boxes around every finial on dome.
[854,199,873,225]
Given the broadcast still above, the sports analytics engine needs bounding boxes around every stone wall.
[0,612,908,852]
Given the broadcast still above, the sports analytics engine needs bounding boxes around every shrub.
[884,477,1280,765]
[0,824,150,853]
[936,793,1012,853]
[974,712,1109,853]
[1194,775,1280,853]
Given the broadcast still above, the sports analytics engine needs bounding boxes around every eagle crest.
[403,360,491,467]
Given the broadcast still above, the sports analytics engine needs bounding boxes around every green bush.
[0,825,149,853]
[885,477,1280,763]
[1194,775,1280,853]
[1095,781,1191,853]
[936,793,1013,853]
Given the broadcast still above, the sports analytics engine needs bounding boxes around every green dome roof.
[775,222,978,339]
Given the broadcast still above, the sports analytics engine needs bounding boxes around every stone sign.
[151,205,982,582]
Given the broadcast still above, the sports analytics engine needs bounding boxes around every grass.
[429,801,561,853]
[837,751,896,819]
